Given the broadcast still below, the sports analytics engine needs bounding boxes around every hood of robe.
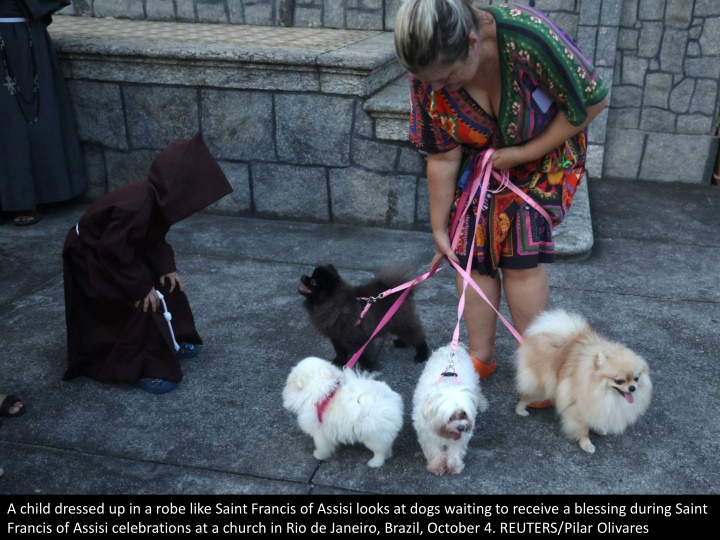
[147,132,233,226]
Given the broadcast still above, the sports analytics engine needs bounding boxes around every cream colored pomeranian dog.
[282,356,403,467]
[412,344,489,475]
[515,309,652,454]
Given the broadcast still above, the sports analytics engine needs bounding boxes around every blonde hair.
[394,0,479,73]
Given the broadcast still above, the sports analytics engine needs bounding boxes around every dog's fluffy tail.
[374,262,420,293]
[524,309,589,339]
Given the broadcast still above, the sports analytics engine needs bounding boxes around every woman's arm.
[490,97,607,170]
[427,145,464,267]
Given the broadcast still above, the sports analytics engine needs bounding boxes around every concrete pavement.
[0,178,718,495]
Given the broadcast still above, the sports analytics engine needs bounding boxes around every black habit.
[0,0,87,212]
[62,133,232,385]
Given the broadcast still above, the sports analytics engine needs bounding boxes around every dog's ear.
[594,351,606,368]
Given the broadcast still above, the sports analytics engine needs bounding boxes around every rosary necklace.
[0,23,40,125]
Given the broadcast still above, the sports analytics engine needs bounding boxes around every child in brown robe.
[62,133,232,393]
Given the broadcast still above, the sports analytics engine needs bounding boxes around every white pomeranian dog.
[282,356,403,467]
[515,309,652,453]
[412,344,489,475]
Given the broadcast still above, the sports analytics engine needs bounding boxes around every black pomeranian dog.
[298,264,430,371]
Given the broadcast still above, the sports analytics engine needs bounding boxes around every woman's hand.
[489,146,528,170]
[430,229,460,271]
[135,287,160,312]
[159,272,184,293]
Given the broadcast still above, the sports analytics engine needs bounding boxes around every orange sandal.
[528,400,553,408]
[471,357,496,380]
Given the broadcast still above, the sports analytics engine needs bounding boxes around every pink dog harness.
[316,385,339,423]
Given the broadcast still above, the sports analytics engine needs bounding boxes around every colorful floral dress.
[409,3,607,277]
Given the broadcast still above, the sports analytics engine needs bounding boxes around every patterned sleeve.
[408,75,459,154]
[523,8,608,126]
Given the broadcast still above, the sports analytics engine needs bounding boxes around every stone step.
[51,16,403,97]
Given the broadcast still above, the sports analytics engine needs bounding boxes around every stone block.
[607,107,640,129]
[576,26,597,59]
[579,0,601,25]
[196,0,228,23]
[275,94,354,166]
[700,17,720,56]
[207,161,252,215]
[595,26,619,67]
[640,133,715,182]
[252,163,329,221]
[376,118,410,141]
[201,89,275,161]
[611,85,643,108]
[294,7,323,28]
[93,0,145,19]
[176,0,196,21]
[323,0,344,29]
[587,107,608,144]
[352,138,399,172]
[536,0,577,11]
[81,144,107,199]
[690,79,719,114]
[643,73,673,108]
[385,0,402,31]
[638,0,664,20]
[669,78,695,113]
[66,81,127,149]
[355,101,374,138]
[67,0,90,15]
[676,114,714,135]
[640,107,677,132]
[621,56,648,86]
[660,29,688,72]
[687,42,701,57]
[602,127,645,179]
[694,0,720,17]
[398,147,426,175]
[346,7,384,31]
[683,57,720,79]
[620,0,638,28]
[617,28,639,50]
[600,0,622,26]
[146,0,176,20]
[124,86,199,149]
[585,143,604,180]
[329,168,416,228]
[637,21,663,57]
[666,0,693,28]
[105,149,158,191]
[416,176,429,229]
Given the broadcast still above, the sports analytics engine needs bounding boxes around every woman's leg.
[502,264,549,337]
[456,270,501,365]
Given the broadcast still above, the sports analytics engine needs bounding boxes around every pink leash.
[346,148,553,369]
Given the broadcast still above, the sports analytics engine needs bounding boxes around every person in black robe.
[0,0,87,225]
[62,133,233,394]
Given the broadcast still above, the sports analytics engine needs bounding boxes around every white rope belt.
[0,18,28,23]
[156,290,180,351]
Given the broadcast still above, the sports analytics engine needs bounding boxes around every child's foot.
[176,343,199,359]
[137,378,177,394]
[471,357,496,380]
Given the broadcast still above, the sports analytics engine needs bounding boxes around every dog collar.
[316,383,340,423]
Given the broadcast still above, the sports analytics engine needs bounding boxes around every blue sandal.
[176,343,199,360]
[137,378,177,394]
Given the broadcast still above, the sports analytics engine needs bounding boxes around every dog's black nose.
[457,425,466,432]
[629,385,636,393]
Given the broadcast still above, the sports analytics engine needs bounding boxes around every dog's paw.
[313,449,332,461]
[515,404,530,417]
[593,428,607,436]
[367,456,386,468]
[393,338,408,349]
[427,463,446,476]
[579,438,596,454]
[447,462,465,475]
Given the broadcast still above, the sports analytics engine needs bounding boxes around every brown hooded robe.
[62,133,232,385]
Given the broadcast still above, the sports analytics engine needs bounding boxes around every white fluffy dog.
[282,356,403,468]
[412,344,489,475]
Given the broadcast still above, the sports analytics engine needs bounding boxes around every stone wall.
[66,0,580,32]
[604,0,720,182]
